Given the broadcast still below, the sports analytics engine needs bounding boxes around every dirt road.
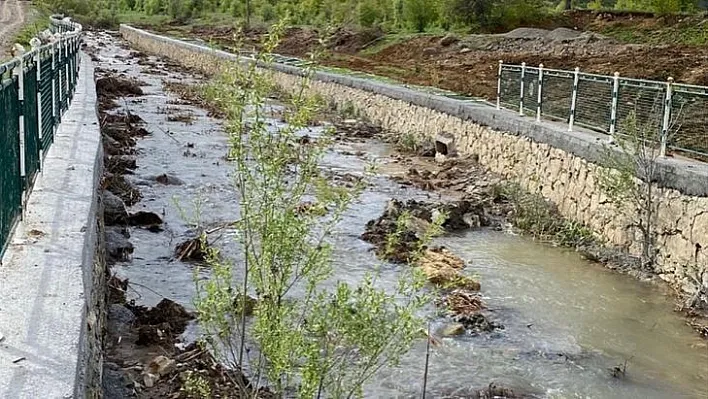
[0,0,28,59]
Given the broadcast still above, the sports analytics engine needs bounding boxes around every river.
[90,31,708,399]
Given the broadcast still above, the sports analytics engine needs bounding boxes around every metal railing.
[0,15,83,257]
[497,62,708,160]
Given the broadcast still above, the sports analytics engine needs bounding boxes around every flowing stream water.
[91,32,708,399]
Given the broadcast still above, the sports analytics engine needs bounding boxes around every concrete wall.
[0,53,104,398]
[120,25,708,303]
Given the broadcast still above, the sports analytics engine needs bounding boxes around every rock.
[143,372,158,388]
[148,355,176,376]
[128,211,163,227]
[418,247,480,290]
[441,289,486,317]
[294,201,328,216]
[362,199,487,264]
[419,140,437,157]
[154,173,184,185]
[131,299,194,346]
[463,213,481,228]
[233,294,258,316]
[106,227,133,262]
[334,120,382,139]
[102,362,134,399]
[422,47,439,57]
[456,313,503,333]
[473,383,520,398]
[106,155,137,174]
[459,48,472,54]
[439,34,459,47]
[108,275,129,304]
[96,76,144,98]
[108,304,136,337]
[440,323,465,337]
[104,190,128,225]
[175,237,208,262]
[103,135,123,156]
[106,174,141,206]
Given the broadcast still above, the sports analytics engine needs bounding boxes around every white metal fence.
[497,62,708,160]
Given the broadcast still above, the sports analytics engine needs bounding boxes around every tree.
[598,109,671,269]
[192,22,431,398]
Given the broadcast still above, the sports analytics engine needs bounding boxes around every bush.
[260,2,277,22]
[168,0,192,21]
[614,0,689,13]
[358,0,382,27]
[403,0,437,32]
[144,0,163,15]
[439,0,493,29]
[491,0,547,31]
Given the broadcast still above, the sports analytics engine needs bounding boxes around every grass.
[492,182,596,248]
[597,18,708,46]
[11,6,51,47]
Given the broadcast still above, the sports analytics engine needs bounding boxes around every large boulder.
[439,34,459,47]
[104,190,128,225]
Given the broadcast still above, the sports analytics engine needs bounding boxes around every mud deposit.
[90,32,707,398]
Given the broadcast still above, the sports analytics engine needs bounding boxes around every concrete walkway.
[0,53,101,399]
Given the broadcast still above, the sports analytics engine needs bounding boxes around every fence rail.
[496,62,708,161]
[0,15,82,257]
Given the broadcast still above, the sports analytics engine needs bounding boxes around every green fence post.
[13,54,27,195]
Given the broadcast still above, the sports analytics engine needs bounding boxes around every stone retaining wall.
[120,25,708,303]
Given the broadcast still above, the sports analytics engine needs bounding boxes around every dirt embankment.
[0,0,29,59]
[162,11,708,101]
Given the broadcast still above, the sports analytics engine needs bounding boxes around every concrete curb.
[120,24,708,198]
[0,52,102,399]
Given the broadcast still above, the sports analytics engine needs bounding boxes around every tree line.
[38,0,704,31]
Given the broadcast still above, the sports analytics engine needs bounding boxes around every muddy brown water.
[89,32,708,398]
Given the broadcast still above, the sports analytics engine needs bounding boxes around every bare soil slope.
[149,11,708,101]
